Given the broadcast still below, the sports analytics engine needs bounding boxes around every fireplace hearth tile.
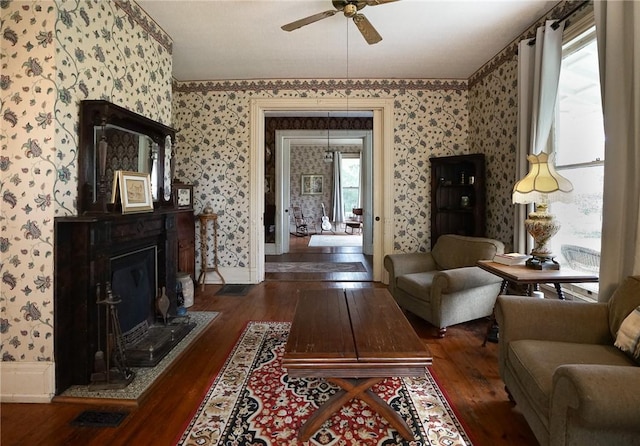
[55,311,219,403]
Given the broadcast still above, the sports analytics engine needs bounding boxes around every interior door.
[264,136,290,255]
[361,132,374,255]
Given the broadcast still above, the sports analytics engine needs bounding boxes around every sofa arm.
[495,295,612,345]
[551,365,640,443]
[431,267,502,294]
[384,253,437,279]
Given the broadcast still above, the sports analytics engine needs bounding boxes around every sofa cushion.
[396,271,438,303]
[615,305,640,363]
[508,340,635,426]
[431,235,504,270]
[608,275,640,339]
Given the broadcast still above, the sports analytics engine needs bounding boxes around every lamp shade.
[512,152,573,204]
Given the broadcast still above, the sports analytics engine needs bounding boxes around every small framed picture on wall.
[301,174,323,195]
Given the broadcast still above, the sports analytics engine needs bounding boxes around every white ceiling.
[136,0,559,82]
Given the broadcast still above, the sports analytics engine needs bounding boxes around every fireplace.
[54,210,186,394]
[111,246,157,336]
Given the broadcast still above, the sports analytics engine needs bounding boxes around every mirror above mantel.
[78,100,176,214]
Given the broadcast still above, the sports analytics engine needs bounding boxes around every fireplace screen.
[108,245,195,367]
[110,246,158,336]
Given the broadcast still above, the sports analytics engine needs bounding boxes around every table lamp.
[512,152,573,269]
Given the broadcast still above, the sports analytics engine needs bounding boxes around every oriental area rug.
[176,321,472,446]
[264,262,367,273]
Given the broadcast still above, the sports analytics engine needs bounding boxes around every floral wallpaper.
[1,2,57,363]
[290,145,334,228]
[468,63,519,252]
[1,0,172,367]
[173,80,469,263]
[0,0,574,393]
[467,1,581,253]
[288,144,361,232]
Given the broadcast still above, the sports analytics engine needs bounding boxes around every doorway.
[249,97,395,284]
[267,128,373,257]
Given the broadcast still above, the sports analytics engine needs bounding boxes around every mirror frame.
[78,100,176,214]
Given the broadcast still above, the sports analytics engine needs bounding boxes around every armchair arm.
[551,365,640,443]
[384,253,437,278]
[495,295,612,345]
[431,267,502,294]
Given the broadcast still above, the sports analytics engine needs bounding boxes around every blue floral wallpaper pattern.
[467,1,581,252]
[1,0,172,364]
[289,144,362,231]
[173,80,470,266]
[0,0,574,377]
[469,62,519,252]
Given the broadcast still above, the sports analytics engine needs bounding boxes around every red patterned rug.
[176,322,472,445]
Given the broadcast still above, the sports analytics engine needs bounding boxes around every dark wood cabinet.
[176,210,195,279]
[430,154,486,247]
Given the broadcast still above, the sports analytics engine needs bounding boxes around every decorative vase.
[177,272,194,308]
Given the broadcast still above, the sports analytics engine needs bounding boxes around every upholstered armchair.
[384,234,505,337]
[495,275,640,446]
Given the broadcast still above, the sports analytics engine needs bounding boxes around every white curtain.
[514,20,564,253]
[332,152,344,225]
[594,1,640,300]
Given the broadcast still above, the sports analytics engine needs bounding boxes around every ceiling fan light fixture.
[343,4,357,17]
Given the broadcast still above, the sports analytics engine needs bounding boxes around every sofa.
[384,234,505,337]
[495,275,640,446]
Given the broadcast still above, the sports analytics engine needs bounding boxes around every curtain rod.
[550,0,591,30]
[525,1,590,46]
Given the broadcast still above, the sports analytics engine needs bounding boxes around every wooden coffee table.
[283,288,432,441]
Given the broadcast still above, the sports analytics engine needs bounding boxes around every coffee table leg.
[297,377,414,442]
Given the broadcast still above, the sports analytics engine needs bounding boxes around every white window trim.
[550,10,602,300]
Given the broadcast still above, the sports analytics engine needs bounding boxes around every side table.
[197,213,225,291]
[478,260,599,345]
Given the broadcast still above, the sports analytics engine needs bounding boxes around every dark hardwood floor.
[1,244,537,446]
[265,233,373,281]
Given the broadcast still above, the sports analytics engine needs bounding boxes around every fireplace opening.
[111,246,157,335]
[109,246,195,368]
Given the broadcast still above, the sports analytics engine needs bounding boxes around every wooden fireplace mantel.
[53,208,191,395]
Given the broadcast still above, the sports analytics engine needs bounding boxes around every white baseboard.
[201,266,257,285]
[1,268,259,405]
[1,361,55,403]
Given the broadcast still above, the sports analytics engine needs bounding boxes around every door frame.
[249,98,394,283]
[266,129,373,256]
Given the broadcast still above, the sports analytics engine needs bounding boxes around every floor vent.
[214,284,253,296]
[70,410,128,427]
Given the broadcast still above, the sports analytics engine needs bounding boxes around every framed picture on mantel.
[173,183,194,210]
[113,170,154,214]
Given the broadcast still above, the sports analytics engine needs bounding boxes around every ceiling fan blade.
[281,10,339,32]
[359,0,400,6]
[352,14,382,44]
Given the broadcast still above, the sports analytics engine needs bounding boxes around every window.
[551,18,604,299]
[341,154,361,218]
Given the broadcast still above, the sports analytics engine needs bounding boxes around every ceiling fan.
[281,0,399,45]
